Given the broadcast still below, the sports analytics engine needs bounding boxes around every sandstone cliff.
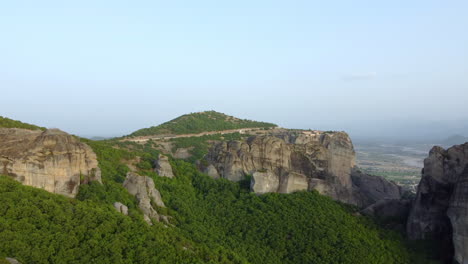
[202,130,403,206]
[0,128,101,197]
[202,131,358,203]
[407,143,468,264]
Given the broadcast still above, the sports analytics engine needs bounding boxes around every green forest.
[129,111,276,137]
[0,137,440,264]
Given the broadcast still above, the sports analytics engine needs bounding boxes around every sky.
[1,0,467,140]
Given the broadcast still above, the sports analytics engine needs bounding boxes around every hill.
[129,111,277,137]
[0,116,45,131]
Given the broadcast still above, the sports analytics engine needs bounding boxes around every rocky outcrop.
[5,258,21,264]
[0,128,101,197]
[203,164,220,179]
[203,131,357,203]
[407,143,468,264]
[351,168,402,208]
[123,172,166,224]
[113,202,129,216]
[154,154,174,178]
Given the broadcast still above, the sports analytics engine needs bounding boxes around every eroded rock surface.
[123,172,166,224]
[407,143,468,264]
[203,131,357,203]
[154,154,174,178]
[351,168,402,208]
[0,128,101,197]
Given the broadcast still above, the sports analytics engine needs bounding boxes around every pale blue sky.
[1,1,467,139]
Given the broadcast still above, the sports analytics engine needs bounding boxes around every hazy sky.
[1,1,467,139]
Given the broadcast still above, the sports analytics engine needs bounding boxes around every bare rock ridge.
[407,143,468,264]
[123,172,167,225]
[0,128,101,197]
[202,130,401,206]
[154,154,174,178]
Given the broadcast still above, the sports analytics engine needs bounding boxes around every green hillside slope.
[129,111,276,137]
[0,116,45,130]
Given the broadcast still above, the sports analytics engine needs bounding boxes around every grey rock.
[251,171,279,194]
[123,172,166,225]
[351,168,402,208]
[0,128,101,197]
[113,202,128,216]
[204,164,220,179]
[361,199,410,219]
[407,143,468,264]
[154,154,174,178]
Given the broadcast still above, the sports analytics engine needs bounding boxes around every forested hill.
[0,116,45,131]
[129,111,277,137]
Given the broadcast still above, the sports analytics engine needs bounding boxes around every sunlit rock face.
[407,143,468,264]
[203,131,357,204]
[0,128,101,197]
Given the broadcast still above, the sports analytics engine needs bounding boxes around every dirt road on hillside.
[122,127,266,143]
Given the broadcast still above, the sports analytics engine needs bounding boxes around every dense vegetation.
[0,136,440,263]
[0,116,45,130]
[0,176,237,264]
[129,111,276,137]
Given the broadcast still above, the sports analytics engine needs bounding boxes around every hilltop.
[0,116,45,131]
[129,111,277,137]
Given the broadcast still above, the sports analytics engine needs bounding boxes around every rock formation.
[5,258,21,264]
[154,154,174,178]
[202,130,404,207]
[407,143,468,264]
[113,202,129,216]
[351,168,402,208]
[0,128,101,197]
[123,172,166,224]
[203,131,357,203]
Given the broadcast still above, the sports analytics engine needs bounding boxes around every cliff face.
[407,143,468,264]
[0,128,101,197]
[203,131,358,203]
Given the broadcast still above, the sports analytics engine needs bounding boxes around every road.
[122,127,264,143]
